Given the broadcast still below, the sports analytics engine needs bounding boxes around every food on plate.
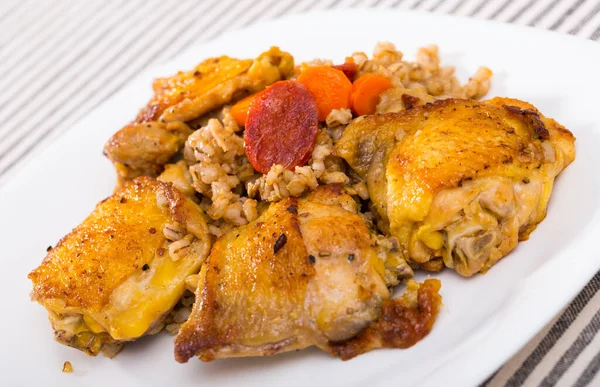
[331,58,358,80]
[174,185,435,362]
[104,47,294,183]
[28,41,575,363]
[335,98,575,276]
[62,361,73,373]
[351,73,393,116]
[244,80,319,173]
[327,278,441,360]
[103,121,192,182]
[28,177,211,356]
[296,65,353,121]
[230,90,262,126]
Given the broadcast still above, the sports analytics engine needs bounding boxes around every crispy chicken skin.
[327,278,441,360]
[335,98,575,276]
[104,121,192,181]
[104,47,294,183]
[136,47,294,124]
[174,185,441,362]
[28,177,211,357]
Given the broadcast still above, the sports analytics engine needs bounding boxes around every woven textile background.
[1,1,599,386]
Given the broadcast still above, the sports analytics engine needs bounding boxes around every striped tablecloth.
[1,1,599,386]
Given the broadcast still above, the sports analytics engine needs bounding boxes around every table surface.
[1,1,599,386]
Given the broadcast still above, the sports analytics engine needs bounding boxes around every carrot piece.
[297,66,353,121]
[231,91,264,127]
[351,73,393,116]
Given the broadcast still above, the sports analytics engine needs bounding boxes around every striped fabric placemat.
[1,1,599,386]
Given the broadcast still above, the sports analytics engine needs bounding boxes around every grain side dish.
[28,42,575,363]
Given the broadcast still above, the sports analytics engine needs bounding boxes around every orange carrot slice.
[231,91,265,127]
[351,73,393,116]
[297,66,353,121]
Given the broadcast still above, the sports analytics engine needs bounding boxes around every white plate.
[2,8,600,387]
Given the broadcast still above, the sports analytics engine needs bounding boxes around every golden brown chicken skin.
[335,98,575,276]
[327,278,441,360]
[174,185,441,362]
[104,47,294,183]
[136,47,293,124]
[104,121,192,181]
[28,177,211,357]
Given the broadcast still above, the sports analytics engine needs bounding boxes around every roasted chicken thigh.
[174,185,441,362]
[335,98,575,276]
[28,177,211,356]
[104,47,294,183]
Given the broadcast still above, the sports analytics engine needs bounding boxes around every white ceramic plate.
[2,9,600,387]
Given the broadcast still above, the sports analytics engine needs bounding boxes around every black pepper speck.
[274,234,287,254]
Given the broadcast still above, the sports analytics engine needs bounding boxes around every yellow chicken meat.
[174,185,440,362]
[104,47,294,183]
[335,98,575,276]
[28,177,211,357]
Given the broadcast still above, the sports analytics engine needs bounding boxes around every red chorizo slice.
[332,61,358,81]
[244,81,319,174]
